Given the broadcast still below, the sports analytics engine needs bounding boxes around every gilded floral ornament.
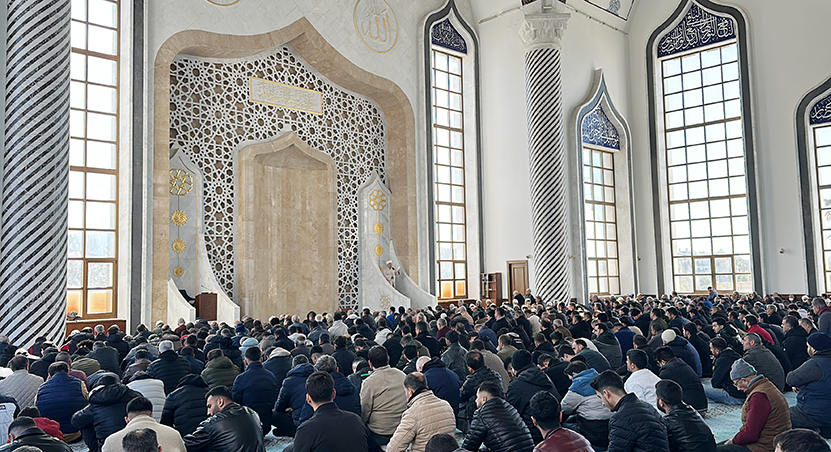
[171,210,188,227]
[374,222,384,234]
[375,245,384,256]
[173,266,185,277]
[169,169,194,196]
[369,190,387,211]
[172,239,187,254]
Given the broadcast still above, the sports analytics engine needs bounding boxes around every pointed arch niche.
[422,0,483,300]
[572,71,638,299]
[151,19,418,320]
[796,76,831,295]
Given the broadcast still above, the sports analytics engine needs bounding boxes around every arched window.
[647,0,760,295]
[67,0,122,319]
[574,72,638,298]
[424,1,482,300]
[796,78,831,295]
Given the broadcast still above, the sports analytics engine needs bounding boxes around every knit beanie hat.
[808,332,831,351]
[512,349,533,371]
[239,337,258,356]
[730,359,757,380]
[158,340,174,353]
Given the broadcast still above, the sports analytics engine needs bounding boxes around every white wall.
[626,0,831,295]
[477,5,630,301]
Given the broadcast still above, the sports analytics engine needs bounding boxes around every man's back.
[534,427,593,452]
[0,427,72,452]
[462,397,535,452]
[743,346,785,391]
[101,415,185,452]
[658,359,707,411]
[662,404,716,452]
[359,366,407,436]
[608,393,669,452]
[183,402,264,452]
[386,391,455,452]
[291,402,368,452]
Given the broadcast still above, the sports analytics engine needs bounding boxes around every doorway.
[507,260,529,298]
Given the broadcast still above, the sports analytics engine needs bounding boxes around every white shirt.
[624,368,661,412]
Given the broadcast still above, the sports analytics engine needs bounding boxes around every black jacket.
[147,350,192,394]
[711,348,745,400]
[662,403,716,452]
[331,371,361,416]
[460,366,503,420]
[332,347,358,377]
[544,359,573,397]
[218,337,244,370]
[29,352,58,380]
[782,327,810,369]
[686,332,713,378]
[233,361,279,434]
[291,402,369,452]
[594,331,623,368]
[89,345,123,377]
[161,374,210,436]
[532,341,556,365]
[383,335,403,368]
[71,383,142,452]
[263,353,292,388]
[608,393,669,452]
[105,334,131,363]
[183,402,265,452]
[0,427,72,452]
[658,358,707,411]
[416,332,441,358]
[506,365,559,444]
[463,397,535,452]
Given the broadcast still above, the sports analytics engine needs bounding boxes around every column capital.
[518,6,571,51]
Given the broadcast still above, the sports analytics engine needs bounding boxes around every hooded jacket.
[263,350,292,388]
[233,361,278,435]
[593,331,623,368]
[506,365,559,444]
[105,334,131,363]
[666,336,703,377]
[711,347,746,400]
[421,357,461,417]
[147,350,191,395]
[274,363,315,426]
[659,358,707,411]
[71,382,142,452]
[161,374,209,436]
[201,356,240,390]
[331,371,361,416]
[462,397,535,452]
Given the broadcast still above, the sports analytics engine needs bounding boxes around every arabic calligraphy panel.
[354,0,399,54]
[658,3,736,58]
[582,103,621,150]
[431,19,467,55]
[810,93,831,125]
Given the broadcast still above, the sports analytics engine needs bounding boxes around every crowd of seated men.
[0,289,830,452]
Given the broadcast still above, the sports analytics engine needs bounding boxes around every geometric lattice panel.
[169,46,388,311]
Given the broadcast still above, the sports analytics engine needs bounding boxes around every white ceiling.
[469,0,638,30]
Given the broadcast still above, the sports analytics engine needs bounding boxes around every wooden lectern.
[195,293,217,320]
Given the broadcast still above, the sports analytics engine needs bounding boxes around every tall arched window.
[796,78,831,295]
[647,0,760,294]
[424,2,482,300]
[67,0,122,319]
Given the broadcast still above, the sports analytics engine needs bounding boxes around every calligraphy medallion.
[354,0,399,54]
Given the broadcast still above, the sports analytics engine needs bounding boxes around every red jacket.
[534,427,593,452]
[746,325,773,344]
[34,417,63,440]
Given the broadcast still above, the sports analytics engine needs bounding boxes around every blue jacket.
[615,327,636,355]
[787,349,831,419]
[36,372,88,434]
[569,368,600,396]
[422,357,461,416]
[274,363,315,426]
[331,371,361,416]
[666,336,703,377]
[233,361,279,434]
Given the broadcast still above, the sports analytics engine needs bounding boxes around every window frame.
[583,145,622,296]
[646,0,761,295]
[68,0,121,320]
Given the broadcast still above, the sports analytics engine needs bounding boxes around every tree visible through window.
[67,0,120,319]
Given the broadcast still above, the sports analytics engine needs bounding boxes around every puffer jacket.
[421,357,461,417]
[462,397,535,452]
[71,383,142,452]
[782,327,810,369]
[88,345,123,377]
[263,350,292,388]
[460,365,503,420]
[662,403,717,452]
[35,372,88,435]
[386,390,456,452]
[786,348,831,420]
[233,361,278,435]
[659,358,707,411]
[593,331,623,368]
[274,363,315,426]
[218,337,244,370]
[560,368,610,448]
[506,365,559,444]
[607,393,669,452]
[161,374,209,436]
[441,342,469,380]
[147,350,191,395]
[183,402,264,452]
[331,371,361,416]
[29,351,58,380]
[743,345,785,391]
[666,336,703,377]
[105,334,131,363]
[126,373,166,421]
[201,356,240,390]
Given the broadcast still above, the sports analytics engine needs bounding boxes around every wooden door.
[507,260,529,296]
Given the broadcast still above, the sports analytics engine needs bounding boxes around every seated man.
[183,386,265,452]
[71,374,143,452]
[460,350,503,426]
[461,381,535,452]
[528,391,592,452]
[742,333,786,392]
[707,338,746,406]
[654,346,707,411]
[121,429,159,452]
[656,380,716,452]
[1,416,72,452]
[36,362,88,443]
[717,359,790,452]
[101,397,185,452]
[786,332,831,434]
[0,355,43,409]
[286,371,368,452]
[233,347,278,435]
[360,346,407,452]
[623,349,660,412]
[590,370,668,452]
[560,361,610,449]
[506,349,560,444]
[387,373,455,452]
[773,429,831,452]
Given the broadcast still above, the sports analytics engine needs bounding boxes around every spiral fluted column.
[1,0,71,346]
[518,2,571,304]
